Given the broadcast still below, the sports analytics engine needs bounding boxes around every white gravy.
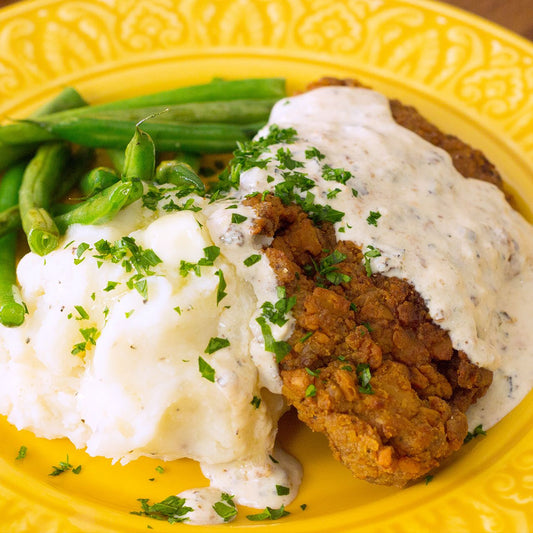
[235,86,533,431]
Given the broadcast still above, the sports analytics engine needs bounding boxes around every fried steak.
[246,78,495,487]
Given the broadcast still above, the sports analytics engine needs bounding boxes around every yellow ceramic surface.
[1,0,533,531]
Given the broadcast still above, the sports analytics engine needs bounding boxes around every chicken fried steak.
[244,79,497,487]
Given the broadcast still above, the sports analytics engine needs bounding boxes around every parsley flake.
[363,245,381,277]
[276,485,290,496]
[322,164,353,185]
[356,363,374,394]
[305,147,325,160]
[131,496,192,524]
[246,505,290,521]
[214,269,227,305]
[205,337,230,354]
[366,210,382,226]
[198,357,216,382]
[213,493,237,523]
[305,384,317,397]
[49,455,81,477]
[15,445,27,460]
[231,213,247,224]
[74,305,89,320]
[251,396,261,409]
[299,331,314,343]
[256,317,292,363]
[104,281,119,292]
[464,424,487,443]
[244,254,261,267]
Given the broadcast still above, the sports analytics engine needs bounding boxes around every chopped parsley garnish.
[350,303,358,312]
[15,445,27,460]
[104,281,119,292]
[305,384,317,397]
[322,164,353,185]
[155,465,164,474]
[231,213,247,224]
[351,188,359,197]
[246,505,290,521]
[256,316,292,363]
[356,363,374,394]
[214,269,228,305]
[424,475,434,485]
[363,245,381,277]
[244,254,261,267]
[301,504,308,511]
[162,197,201,213]
[205,337,230,354]
[251,396,261,409]
[319,250,351,285]
[213,493,238,523]
[180,246,221,277]
[305,367,320,377]
[74,242,91,264]
[80,327,100,345]
[276,485,290,496]
[212,124,297,194]
[72,326,100,356]
[198,357,216,382]
[305,147,325,160]
[93,237,162,299]
[131,496,192,524]
[49,455,81,476]
[307,250,351,287]
[299,331,314,343]
[366,210,382,226]
[464,424,487,443]
[125,310,135,318]
[341,365,353,372]
[174,306,182,315]
[261,290,296,327]
[74,305,89,320]
[327,188,342,199]
[276,147,303,170]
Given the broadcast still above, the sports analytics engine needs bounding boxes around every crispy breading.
[244,79,497,486]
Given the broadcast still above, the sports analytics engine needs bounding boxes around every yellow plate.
[1,0,533,531]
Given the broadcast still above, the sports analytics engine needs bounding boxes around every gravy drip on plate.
[234,86,533,430]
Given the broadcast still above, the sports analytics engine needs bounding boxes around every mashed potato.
[0,187,301,512]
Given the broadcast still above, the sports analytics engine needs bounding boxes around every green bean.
[79,167,119,197]
[80,99,278,125]
[0,205,21,237]
[0,79,285,147]
[155,160,205,194]
[19,142,70,255]
[54,147,94,200]
[122,124,156,182]
[19,119,259,153]
[106,148,125,174]
[0,87,87,171]
[175,152,201,173]
[0,163,26,327]
[54,179,143,233]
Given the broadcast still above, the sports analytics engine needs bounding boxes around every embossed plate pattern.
[0,0,533,531]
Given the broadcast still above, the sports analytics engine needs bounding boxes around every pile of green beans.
[0,77,286,327]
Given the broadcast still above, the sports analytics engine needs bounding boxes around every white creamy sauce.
[176,487,236,525]
[239,86,533,430]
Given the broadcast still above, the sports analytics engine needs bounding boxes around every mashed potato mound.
[0,193,284,468]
